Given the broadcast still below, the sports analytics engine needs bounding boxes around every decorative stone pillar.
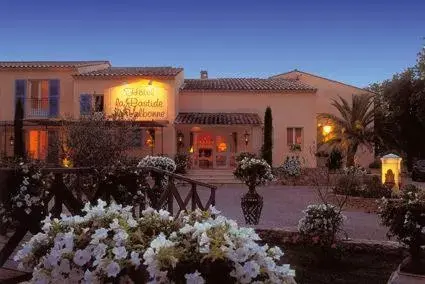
[381,153,402,190]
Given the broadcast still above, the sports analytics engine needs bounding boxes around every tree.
[261,106,273,165]
[13,99,25,158]
[319,94,374,167]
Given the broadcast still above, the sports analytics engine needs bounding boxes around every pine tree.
[261,106,273,165]
[14,99,25,158]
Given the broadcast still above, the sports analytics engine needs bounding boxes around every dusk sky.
[0,0,423,87]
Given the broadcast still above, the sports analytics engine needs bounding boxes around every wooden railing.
[0,166,216,281]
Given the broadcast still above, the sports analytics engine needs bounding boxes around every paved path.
[212,185,389,240]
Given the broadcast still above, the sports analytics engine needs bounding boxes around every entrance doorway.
[195,132,232,169]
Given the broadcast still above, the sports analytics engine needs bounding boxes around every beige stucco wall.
[179,91,317,167]
[274,71,375,167]
[0,68,76,120]
[74,76,182,157]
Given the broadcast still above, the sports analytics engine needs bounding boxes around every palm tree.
[319,94,374,167]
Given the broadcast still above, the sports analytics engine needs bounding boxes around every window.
[28,130,48,160]
[29,80,49,110]
[94,94,104,113]
[287,127,303,146]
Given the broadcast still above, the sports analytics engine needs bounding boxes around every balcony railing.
[24,98,59,118]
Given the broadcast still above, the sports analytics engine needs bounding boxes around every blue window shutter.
[48,79,60,118]
[15,80,26,115]
[79,94,92,115]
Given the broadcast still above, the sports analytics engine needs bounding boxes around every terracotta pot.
[241,187,263,225]
[388,264,425,284]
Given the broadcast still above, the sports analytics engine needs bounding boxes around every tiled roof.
[0,61,110,68]
[76,67,183,77]
[175,112,262,125]
[181,78,316,92]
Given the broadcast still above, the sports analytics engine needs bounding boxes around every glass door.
[214,135,229,168]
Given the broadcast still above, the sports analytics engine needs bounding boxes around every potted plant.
[379,185,425,282]
[233,156,274,225]
[14,200,296,283]
[315,151,329,168]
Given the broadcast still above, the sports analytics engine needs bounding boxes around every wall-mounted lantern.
[9,136,14,146]
[177,131,184,152]
[244,130,250,146]
[381,153,402,190]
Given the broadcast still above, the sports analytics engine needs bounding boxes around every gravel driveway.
[211,185,389,241]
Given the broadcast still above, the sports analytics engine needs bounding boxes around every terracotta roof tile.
[76,67,183,77]
[0,61,110,68]
[175,112,262,125]
[181,78,316,92]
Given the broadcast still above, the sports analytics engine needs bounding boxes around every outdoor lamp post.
[177,131,184,152]
[244,130,250,148]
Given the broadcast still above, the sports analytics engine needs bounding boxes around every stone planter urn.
[388,264,425,284]
[241,186,264,225]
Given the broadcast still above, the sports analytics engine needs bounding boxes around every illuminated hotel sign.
[111,83,167,120]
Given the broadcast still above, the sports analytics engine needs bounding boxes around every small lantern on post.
[244,130,250,147]
[381,153,402,190]
[9,135,14,146]
[177,131,184,152]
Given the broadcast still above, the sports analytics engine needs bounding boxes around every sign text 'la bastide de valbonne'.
[114,86,167,120]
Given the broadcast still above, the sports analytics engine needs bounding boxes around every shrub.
[14,201,295,283]
[174,153,189,174]
[233,157,274,190]
[326,149,343,171]
[298,203,345,248]
[235,152,257,163]
[379,185,425,274]
[368,158,382,169]
[361,175,392,198]
[138,155,176,173]
[280,156,302,177]
[261,106,273,165]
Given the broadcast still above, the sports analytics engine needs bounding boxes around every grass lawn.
[280,244,403,284]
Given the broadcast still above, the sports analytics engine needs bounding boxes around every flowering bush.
[379,185,425,274]
[0,160,51,234]
[342,165,367,176]
[280,156,302,177]
[298,204,345,248]
[174,153,190,174]
[138,155,177,173]
[15,200,295,283]
[233,157,274,190]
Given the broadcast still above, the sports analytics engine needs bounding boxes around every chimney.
[200,70,208,79]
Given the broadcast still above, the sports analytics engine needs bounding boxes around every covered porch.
[174,112,263,169]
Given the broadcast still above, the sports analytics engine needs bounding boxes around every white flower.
[127,217,138,228]
[199,232,210,253]
[185,270,205,284]
[150,233,174,250]
[91,228,108,244]
[113,229,128,245]
[109,218,120,230]
[58,258,71,274]
[112,246,127,260]
[92,243,107,260]
[106,261,121,278]
[16,201,23,207]
[244,260,260,278]
[73,249,91,266]
[83,269,96,283]
[130,251,141,267]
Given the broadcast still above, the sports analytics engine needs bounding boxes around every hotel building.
[0,61,374,168]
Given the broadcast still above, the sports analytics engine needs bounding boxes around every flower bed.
[257,228,404,284]
[15,201,295,283]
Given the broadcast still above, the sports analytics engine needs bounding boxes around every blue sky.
[0,0,423,87]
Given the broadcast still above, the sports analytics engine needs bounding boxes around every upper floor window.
[29,80,49,111]
[287,127,303,147]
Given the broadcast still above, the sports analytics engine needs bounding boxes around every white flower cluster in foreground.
[138,155,177,173]
[15,200,295,283]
